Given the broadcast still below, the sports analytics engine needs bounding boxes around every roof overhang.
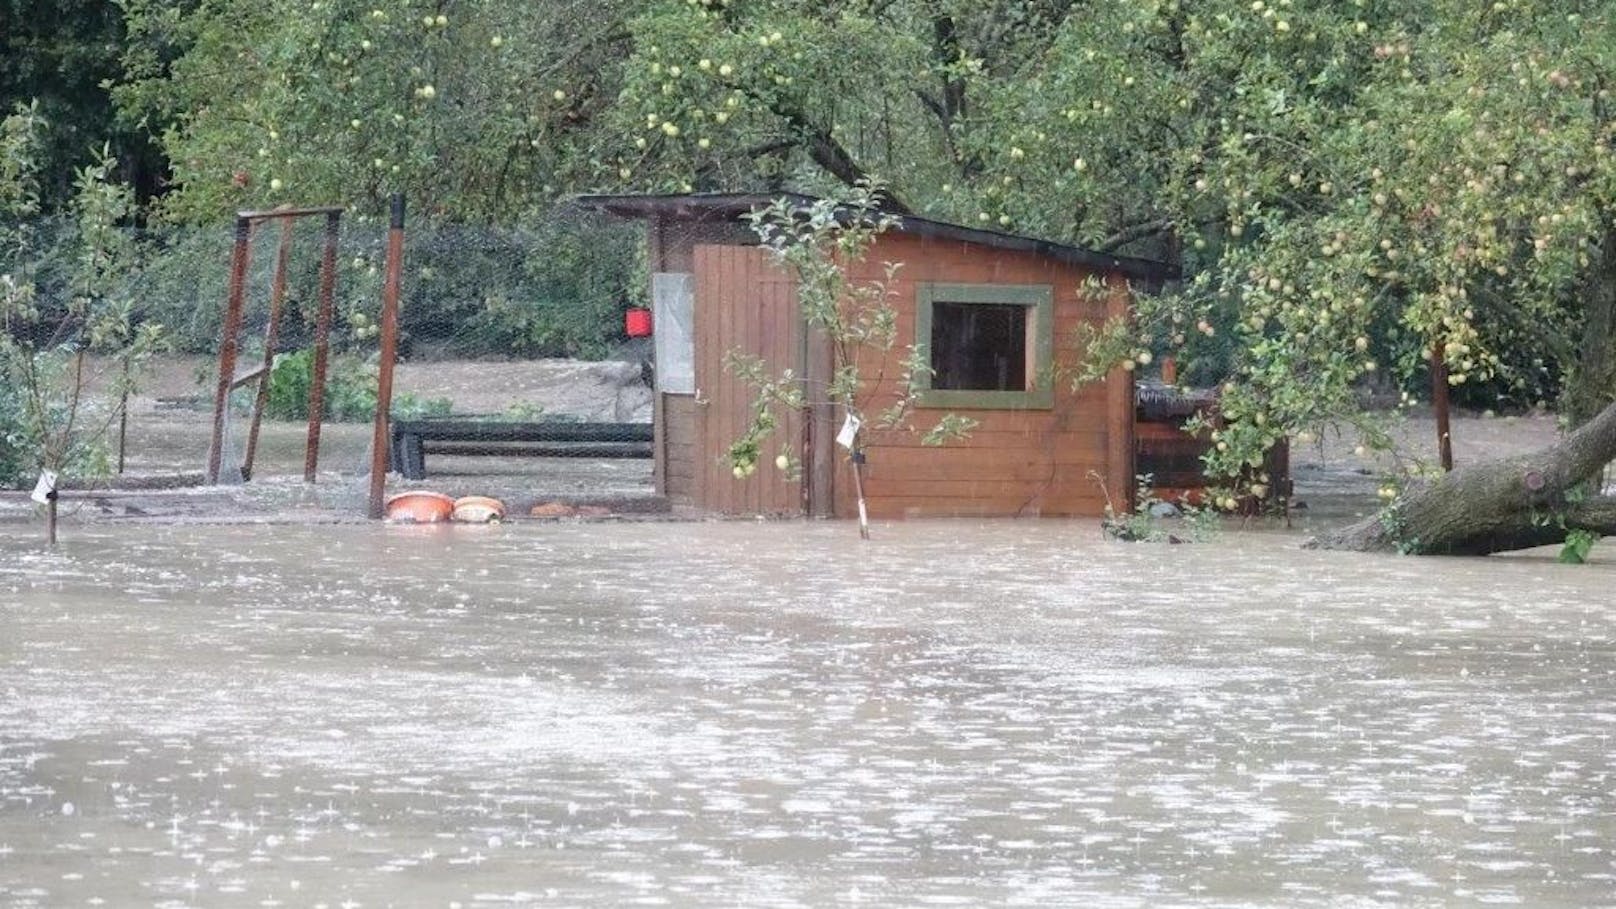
[572,192,1177,286]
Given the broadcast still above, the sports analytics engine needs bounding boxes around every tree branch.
[744,138,797,159]
[1098,218,1174,253]
[1307,394,1616,554]
[759,96,912,214]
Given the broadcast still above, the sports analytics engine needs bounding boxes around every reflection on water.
[1,521,1612,906]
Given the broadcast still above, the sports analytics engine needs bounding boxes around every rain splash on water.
[1,520,1612,906]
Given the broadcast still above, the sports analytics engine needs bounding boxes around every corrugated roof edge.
[571,192,1177,286]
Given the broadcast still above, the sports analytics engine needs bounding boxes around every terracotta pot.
[452,495,507,523]
[384,491,456,523]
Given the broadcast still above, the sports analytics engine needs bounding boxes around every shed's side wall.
[831,233,1133,519]
[649,216,757,503]
[662,394,699,498]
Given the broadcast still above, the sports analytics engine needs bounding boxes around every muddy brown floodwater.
[1,520,1613,907]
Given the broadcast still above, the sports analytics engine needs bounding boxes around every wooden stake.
[1105,277,1137,512]
[850,447,870,540]
[368,195,406,519]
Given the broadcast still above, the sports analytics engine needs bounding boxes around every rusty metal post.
[1432,341,1454,471]
[367,195,406,519]
[303,210,341,482]
[243,217,295,481]
[207,216,253,485]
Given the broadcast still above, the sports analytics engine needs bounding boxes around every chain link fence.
[2,206,660,512]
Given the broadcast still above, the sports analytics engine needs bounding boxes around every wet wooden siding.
[661,393,697,501]
[691,244,804,515]
[830,233,1130,518]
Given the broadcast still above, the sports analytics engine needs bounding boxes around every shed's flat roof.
[572,192,1176,285]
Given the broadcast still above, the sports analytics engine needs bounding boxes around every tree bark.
[1565,223,1616,427]
[1307,395,1616,554]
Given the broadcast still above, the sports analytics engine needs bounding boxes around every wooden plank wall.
[648,217,752,506]
[692,244,804,516]
[829,233,1128,519]
[662,393,697,500]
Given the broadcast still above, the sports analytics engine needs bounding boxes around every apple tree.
[963,0,1616,554]
[1,105,165,543]
[115,0,642,221]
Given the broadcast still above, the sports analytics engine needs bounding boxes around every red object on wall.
[625,307,653,337]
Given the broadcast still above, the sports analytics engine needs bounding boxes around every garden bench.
[388,419,653,480]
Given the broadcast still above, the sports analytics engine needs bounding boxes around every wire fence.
[1,206,660,509]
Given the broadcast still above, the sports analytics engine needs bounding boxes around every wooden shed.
[576,193,1174,519]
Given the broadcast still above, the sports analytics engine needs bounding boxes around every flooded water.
[2,521,1612,907]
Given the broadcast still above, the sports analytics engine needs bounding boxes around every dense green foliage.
[0,359,28,485]
[0,0,166,208]
[264,348,452,422]
[1,105,164,489]
[264,349,376,423]
[115,0,638,222]
[124,215,641,358]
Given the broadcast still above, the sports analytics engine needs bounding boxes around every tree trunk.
[1307,395,1616,554]
[1565,224,1616,427]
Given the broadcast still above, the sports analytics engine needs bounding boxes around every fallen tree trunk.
[1307,397,1616,555]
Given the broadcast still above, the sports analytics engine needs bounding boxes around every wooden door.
[691,244,807,516]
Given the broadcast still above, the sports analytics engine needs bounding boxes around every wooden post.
[797,287,812,518]
[1432,341,1454,471]
[303,210,341,482]
[368,195,405,519]
[849,446,870,540]
[648,216,668,498]
[207,216,253,485]
[1105,276,1136,512]
[243,217,295,481]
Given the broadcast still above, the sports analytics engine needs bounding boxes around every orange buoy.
[384,491,456,523]
[452,495,507,523]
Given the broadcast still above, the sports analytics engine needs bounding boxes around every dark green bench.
[388,419,653,480]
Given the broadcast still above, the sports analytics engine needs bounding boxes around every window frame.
[915,282,1054,410]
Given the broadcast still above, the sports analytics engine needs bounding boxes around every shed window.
[930,301,1029,391]
[915,283,1053,409]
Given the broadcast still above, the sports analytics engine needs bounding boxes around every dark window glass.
[929,301,1029,391]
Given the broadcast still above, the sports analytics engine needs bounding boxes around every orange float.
[384,491,456,523]
[452,496,507,523]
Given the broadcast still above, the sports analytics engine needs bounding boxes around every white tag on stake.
[836,413,861,450]
[31,470,57,505]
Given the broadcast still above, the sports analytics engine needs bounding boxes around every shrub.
[264,348,451,422]
[0,375,32,488]
[265,349,377,422]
